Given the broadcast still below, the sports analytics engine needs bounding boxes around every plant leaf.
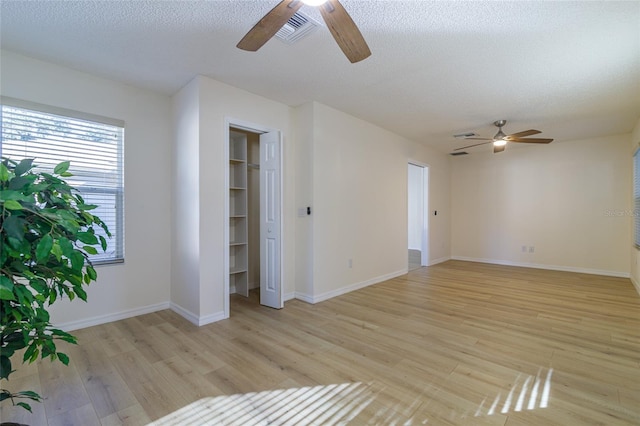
[76,231,99,245]
[77,203,98,211]
[0,276,16,300]
[53,161,70,175]
[3,215,25,241]
[3,199,22,210]
[86,266,97,281]
[57,352,70,365]
[14,158,34,176]
[0,354,13,379]
[70,251,85,272]
[83,246,98,255]
[16,390,42,401]
[36,234,54,262]
[16,402,33,412]
[0,163,9,181]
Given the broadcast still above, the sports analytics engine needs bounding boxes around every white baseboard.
[170,302,226,326]
[283,292,296,301]
[295,269,408,304]
[293,292,314,304]
[429,256,451,266]
[451,256,630,278]
[56,302,171,332]
[631,275,640,296]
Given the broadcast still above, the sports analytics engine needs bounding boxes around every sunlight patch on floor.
[148,382,376,425]
[482,368,553,417]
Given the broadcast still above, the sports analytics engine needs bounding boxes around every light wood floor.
[1,261,639,425]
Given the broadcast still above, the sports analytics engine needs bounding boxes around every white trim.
[224,117,284,316]
[631,275,640,296]
[56,302,170,332]
[293,292,314,304]
[451,256,630,278]
[283,292,296,301]
[223,123,231,319]
[296,269,408,304]
[1,95,125,127]
[407,160,430,267]
[170,303,226,326]
[429,256,451,266]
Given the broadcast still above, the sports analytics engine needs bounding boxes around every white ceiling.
[2,1,639,153]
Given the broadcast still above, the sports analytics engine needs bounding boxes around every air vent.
[453,132,477,139]
[275,11,321,44]
[450,152,468,156]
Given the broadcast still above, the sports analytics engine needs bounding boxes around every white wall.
[452,134,631,277]
[1,50,173,329]
[305,102,451,302]
[1,52,453,329]
[171,76,295,323]
[171,77,201,317]
[293,103,315,299]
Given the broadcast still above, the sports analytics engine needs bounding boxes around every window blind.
[1,100,125,263]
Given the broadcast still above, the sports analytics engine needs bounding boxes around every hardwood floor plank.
[1,260,638,425]
[99,403,153,426]
[0,372,47,425]
[39,352,92,419]
[47,403,100,426]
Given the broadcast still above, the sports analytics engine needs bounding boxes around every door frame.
[408,161,429,267]
[224,118,284,318]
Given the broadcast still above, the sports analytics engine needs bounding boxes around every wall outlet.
[348,259,353,268]
[521,246,527,253]
[529,246,535,253]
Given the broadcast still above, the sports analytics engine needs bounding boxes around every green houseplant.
[0,157,110,412]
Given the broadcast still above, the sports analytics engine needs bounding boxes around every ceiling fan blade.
[237,0,303,51]
[454,141,492,151]
[319,0,371,63]
[508,138,554,144]
[506,129,541,139]
[494,144,506,153]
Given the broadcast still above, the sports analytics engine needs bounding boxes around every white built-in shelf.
[229,129,249,297]
[230,266,247,275]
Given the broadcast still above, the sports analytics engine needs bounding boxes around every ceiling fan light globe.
[302,0,328,6]
[493,140,507,147]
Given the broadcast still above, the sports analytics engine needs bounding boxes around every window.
[635,149,640,248]
[1,97,124,263]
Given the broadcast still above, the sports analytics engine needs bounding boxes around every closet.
[229,128,260,298]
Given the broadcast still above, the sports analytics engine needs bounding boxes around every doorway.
[408,162,428,270]
[225,120,283,317]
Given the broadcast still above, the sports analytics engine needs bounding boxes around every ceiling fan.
[236,0,371,63]
[454,120,554,153]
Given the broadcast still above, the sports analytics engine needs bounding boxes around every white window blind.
[635,149,640,248]
[1,98,124,263]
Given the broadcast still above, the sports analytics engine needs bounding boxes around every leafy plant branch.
[0,157,110,413]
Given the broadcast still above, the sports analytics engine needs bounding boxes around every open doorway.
[408,162,429,270]
[225,120,283,317]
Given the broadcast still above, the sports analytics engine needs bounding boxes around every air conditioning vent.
[453,132,477,139]
[450,152,468,156]
[275,11,321,44]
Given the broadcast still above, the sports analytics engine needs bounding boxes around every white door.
[260,131,283,309]
[408,163,429,268]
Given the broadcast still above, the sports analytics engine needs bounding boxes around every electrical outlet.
[348,259,353,268]
[521,246,527,253]
[529,246,535,253]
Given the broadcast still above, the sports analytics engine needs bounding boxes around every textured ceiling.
[1,1,639,153]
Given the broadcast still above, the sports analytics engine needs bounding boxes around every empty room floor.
[1,260,639,425]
